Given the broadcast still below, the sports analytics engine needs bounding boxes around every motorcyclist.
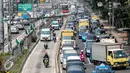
[52,27,55,33]
[44,40,48,49]
[80,50,85,62]
[43,52,50,64]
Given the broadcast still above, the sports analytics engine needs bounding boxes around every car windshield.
[52,23,58,25]
[79,26,88,32]
[114,50,128,58]
[63,41,74,46]
[41,31,50,34]
[62,36,72,40]
[62,5,68,10]
[63,53,78,58]
[95,28,105,35]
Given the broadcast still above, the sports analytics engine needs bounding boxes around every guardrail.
[55,17,68,73]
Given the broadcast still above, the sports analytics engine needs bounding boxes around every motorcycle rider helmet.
[81,50,83,53]
[45,52,48,55]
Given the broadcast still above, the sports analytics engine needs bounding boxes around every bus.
[61,4,69,13]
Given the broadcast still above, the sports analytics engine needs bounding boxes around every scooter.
[53,36,56,42]
[44,43,48,49]
[43,58,49,68]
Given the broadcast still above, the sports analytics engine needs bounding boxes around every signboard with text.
[18,4,32,11]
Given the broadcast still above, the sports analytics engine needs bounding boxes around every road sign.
[18,4,32,11]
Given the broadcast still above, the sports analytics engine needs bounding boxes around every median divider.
[55,17,67,73]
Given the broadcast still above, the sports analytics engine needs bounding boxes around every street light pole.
[0,0,4,54]
[8,0,13,55]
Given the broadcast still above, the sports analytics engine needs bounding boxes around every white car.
[40,28,51,41]
[11,25,19,34]
[15,23,24,30]
[22,20,30,25]
[51,21,60,30]
[67,56,80,62]
[62,50,78,70]
[14,16,21,21]
[60,46,74,64]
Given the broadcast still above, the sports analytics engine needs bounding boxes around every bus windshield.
[62,5,68,10]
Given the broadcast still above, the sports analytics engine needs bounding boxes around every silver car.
[15,23,24,30]
[22,20,30,25]
[11,25,19,34]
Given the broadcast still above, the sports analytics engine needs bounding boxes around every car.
[67,15,76,22]
[61,40,76,49]
[15,23,24,30]
[62,50,78,69]
[11,21,18,25]
[78,26,88,39]
[76,14,83,22]
[79,31,88,42]
[13,16,21,21]
[21,20,30,25]
[51,21,60,30]
[40,28,51,41]
[60,46,74,64]
[11,25,19,34]
[66,59,86,70]
[67,65,85,73]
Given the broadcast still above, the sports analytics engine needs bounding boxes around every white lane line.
[87,57,91,64]
[83,43,91,64]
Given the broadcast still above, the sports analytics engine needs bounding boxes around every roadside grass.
[8,49,28,73]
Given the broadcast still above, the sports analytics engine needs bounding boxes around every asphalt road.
[61,0,130,73]
[21,30,60,73]
[62,36,130,73]
[21,15,67,73]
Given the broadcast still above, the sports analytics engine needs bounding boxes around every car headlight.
[114,62,118,65]
[63,59,66,64]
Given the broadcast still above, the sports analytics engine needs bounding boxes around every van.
[40,28,51,41]
[70,5,76,13]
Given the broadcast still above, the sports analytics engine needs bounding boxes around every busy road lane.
[21,16,67,73]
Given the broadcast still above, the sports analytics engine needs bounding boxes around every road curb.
[18,38,40,73]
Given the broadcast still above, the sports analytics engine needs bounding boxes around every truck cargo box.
[92,42,121,62]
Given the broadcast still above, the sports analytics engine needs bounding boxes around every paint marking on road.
[87,57,91,64]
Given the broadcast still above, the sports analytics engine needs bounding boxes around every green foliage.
[8,49,28,73]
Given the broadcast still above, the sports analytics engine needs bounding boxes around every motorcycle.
[44,43,48,49]
[80,54,85,62]
[53,36,56,42]
[43,58,49,68]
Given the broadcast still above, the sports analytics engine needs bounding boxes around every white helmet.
[81,50,83,52]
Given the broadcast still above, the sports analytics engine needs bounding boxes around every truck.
[92,63,115,73]
[91,42,129,69]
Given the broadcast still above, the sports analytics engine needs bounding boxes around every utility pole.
[8,0,13,55]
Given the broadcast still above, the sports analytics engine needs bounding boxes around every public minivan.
[40,28,51,41]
